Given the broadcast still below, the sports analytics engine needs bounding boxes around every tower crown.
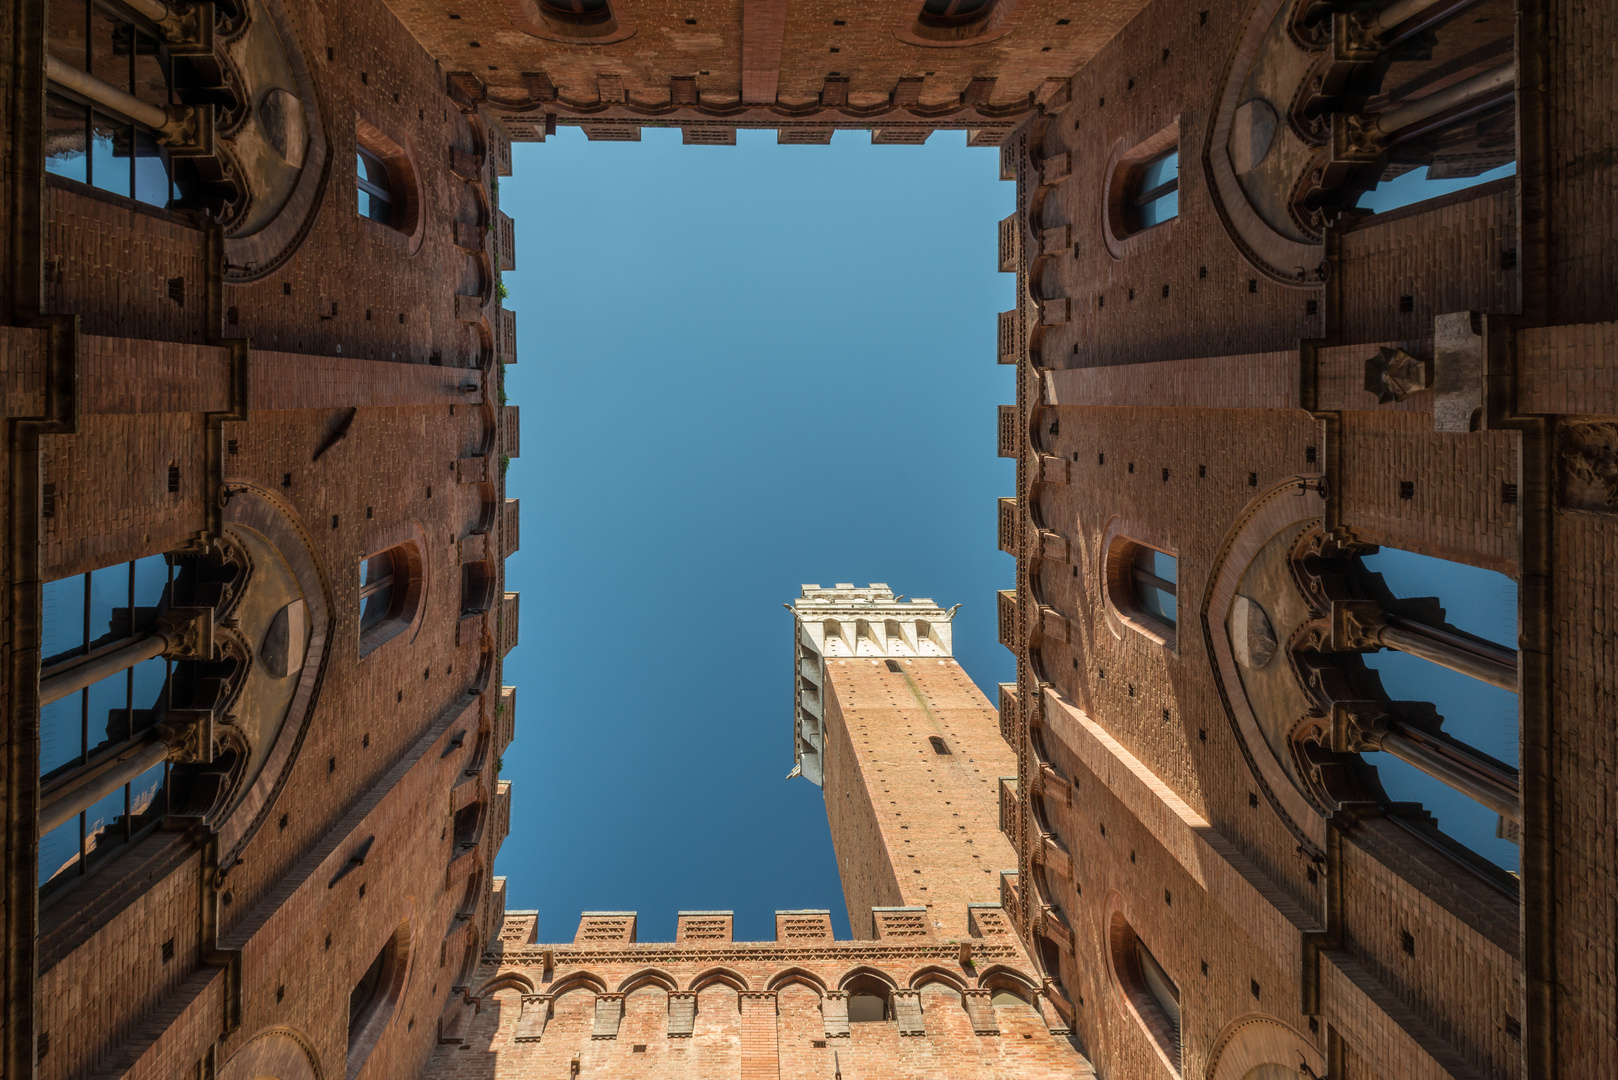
[788,584,958,786]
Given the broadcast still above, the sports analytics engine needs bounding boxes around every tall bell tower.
[789,584,1019,939]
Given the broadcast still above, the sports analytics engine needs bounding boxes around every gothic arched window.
[37,555,175,894]
[44,0,177,208]
[1110,912,1181,1072]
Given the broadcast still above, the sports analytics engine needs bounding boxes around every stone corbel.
[149,1,217,53]
[1329,599,1387,652]
[155,708,216,764]
[156,606,217,660]
[821,991,850,1038]
[514,994,552,1042]
[1328,699,1390,753]
[961,988,998,1034]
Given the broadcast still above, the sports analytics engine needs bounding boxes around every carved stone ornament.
[156,606,217,660]
[156,708,216,765]
[1557,419,1618,513]
[1329,598,1389,651]
[1363,346,1430,403]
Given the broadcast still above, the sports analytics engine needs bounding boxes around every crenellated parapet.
[424,905,1093,1076]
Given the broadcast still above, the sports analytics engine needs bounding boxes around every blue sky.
[495,127,1017,943]
[492,127,1522,944]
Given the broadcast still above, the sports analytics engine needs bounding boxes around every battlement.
[788,583,960,787]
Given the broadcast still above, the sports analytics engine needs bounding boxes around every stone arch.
[1204,1013,1324,1080]
[688,967,750,993]
[549,971,608,998]
[618,968,679,995]
[976,965,1040,1002]
[220,0,333,281]
[1201,476,1330,857]
[836,965,899,993]
[214,485,336,865]
[474,971,535,999]
[217,1027,323,1080]
[908,966,968,992]
[766,967,827,996]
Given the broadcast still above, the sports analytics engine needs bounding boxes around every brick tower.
[789,584,1018,940]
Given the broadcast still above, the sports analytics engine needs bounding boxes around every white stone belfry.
[786,584,959,788]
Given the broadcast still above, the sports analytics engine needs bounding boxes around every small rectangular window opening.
[884,659,902,673]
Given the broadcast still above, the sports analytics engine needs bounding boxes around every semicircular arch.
[1205,1013,1324,1080]
[218,1026,323,1080]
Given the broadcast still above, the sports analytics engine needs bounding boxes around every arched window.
[928,735,951,755]
[359,544,421,654]
[540,0,612,24]
[354,122,420,237]
[38,555,175,895]
[1110,913,1181,1072]
[348,922,412,1074]
[843,973,892,1023]
[1348,547,1519,870]
[1129,150,1180,230]
[356,147,393,223]
[1105,537,1179,645]
[918,0,995,27]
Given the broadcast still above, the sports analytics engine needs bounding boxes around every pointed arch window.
[37,555,175,894]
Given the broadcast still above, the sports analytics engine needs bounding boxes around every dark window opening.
[359,544,421,654]
[929,735,951,755]
[919,0,996,27]
[349,942,391,1036]
[884,659,902,673]
[540,0,612,24]
[847,993,886,1022]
